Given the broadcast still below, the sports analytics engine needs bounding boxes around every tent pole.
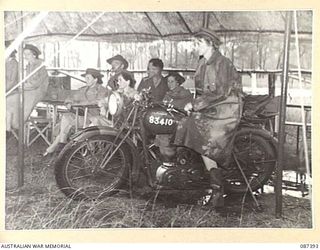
[275,11,293,218]
[97,41,101,69]
[268,73,276,98]
[202,12,210,28]
[293,10,311,191]
[17,11,25,187]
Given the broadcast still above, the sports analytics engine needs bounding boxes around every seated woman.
[116,70,137,99]
[163,72,193,109]
[174,28,243,207]
[6,44,49,133]
[155,72,193,162]
[99,69,138,121]
[44,68,109,156]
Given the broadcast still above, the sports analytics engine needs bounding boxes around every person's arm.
[216,57,241,96]
[6,59,19,92]
[74,86,108,106]
[64,89,82,105]
[24,62,48,90]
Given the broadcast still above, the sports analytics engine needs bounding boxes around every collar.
[206,50,221,65]
[152,76,163,87]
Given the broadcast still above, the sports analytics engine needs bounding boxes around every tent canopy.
[4,11,312,42]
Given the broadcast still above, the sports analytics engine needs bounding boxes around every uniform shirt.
[24,59,49,92]
[193,50,242,111]
[6,58,49,129]
[163,86,193,110]
[194,50,241,97]
[137,76,169,102]
[68,84,109,116]
[107,72,121,90]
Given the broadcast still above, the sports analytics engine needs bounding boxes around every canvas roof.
[4,11,312,42]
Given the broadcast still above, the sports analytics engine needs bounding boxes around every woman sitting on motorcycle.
[155,72,193,161]
[174,28,243,207]
[163,71,193,110]
[116,70,137,100]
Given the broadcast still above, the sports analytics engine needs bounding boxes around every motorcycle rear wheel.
[224,130,276,193]
[54,134,131,200]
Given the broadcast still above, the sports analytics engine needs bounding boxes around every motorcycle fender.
[59,126,141,184]
[236,127,278,156]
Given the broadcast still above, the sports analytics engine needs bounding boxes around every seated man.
[137,58,169,102]
[106,54,129,90]
[44,68,109,156]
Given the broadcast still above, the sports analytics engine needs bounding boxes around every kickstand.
[232,152,262,211]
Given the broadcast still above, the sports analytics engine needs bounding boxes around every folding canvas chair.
[26,116,52,146]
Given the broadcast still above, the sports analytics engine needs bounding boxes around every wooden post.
[268,73,276,98]
[175,41,178,68]
[185,49,188,68]
[276,11,293,218]
[57,42,60,68]
[202,12,210,28]
[231,43,234,64]
[97,41,101,69]
[42,43,46,62]
[53,42,57,67]
[268,72,276,134]
[251,73,257,94]
[17,11,25,187]
[170,41,173,67]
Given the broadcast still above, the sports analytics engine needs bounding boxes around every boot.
[198,168,224,207]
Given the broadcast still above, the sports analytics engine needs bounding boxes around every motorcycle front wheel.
[224,129,277,193]
[54,134,131,200]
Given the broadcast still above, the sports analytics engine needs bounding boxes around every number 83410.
[149,115,174,126]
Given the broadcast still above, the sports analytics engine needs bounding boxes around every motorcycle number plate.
[148,115,174,126]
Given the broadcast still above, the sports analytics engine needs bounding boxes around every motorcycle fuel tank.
[143,105,181,135]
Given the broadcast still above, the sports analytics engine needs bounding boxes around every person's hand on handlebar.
[184,102,193,115]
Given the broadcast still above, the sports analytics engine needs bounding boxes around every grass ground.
[5,124,312,229]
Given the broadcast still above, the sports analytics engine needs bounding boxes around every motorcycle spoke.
[62,137,128,199]
[68,161,87,170]
[71,173,94,180]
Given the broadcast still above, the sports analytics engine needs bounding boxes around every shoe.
[55,142,67,153]
[198,168,225,207]
[43,151,53,157]
[197,188,224,207]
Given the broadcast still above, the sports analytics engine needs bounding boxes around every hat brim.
[81,73,104,78]
[23,47,41,56]
[194,29,222,46]
[107,57,129,69]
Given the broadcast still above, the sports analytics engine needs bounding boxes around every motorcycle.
[54,89,278,201]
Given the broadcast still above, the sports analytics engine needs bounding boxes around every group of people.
[6,27,243,208]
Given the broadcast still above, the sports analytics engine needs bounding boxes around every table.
[70,103,100,132]
[40,99,68,142]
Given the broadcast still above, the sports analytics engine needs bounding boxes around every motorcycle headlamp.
[108,92,123,116]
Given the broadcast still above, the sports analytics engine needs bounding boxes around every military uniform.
[6,57,19,92]
[163,86,193,110]
[6,58,49,130]
[174,50,243,167]
[137,76,169,102]
[45,73,109,154]
[107,72,121,90]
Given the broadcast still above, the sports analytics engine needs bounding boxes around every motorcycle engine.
[155,148,208,189]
